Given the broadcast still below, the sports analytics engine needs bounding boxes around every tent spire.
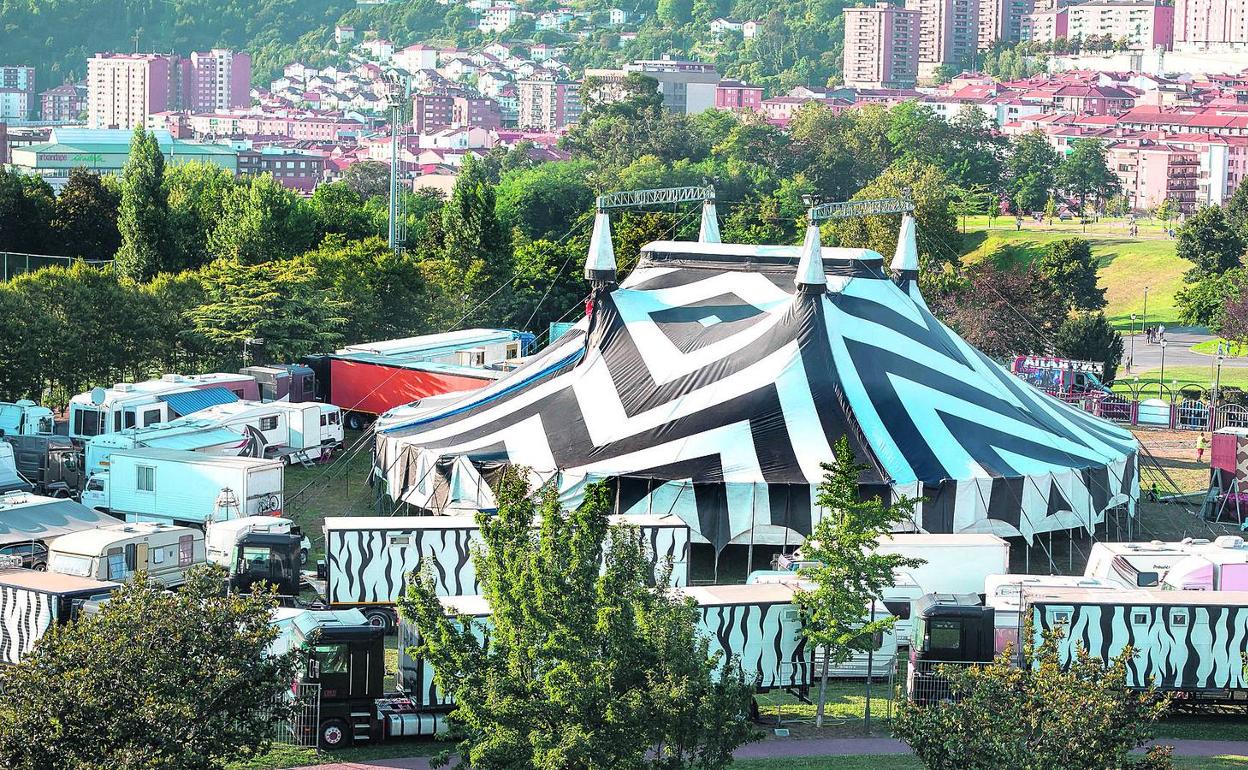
[584,209,617,285]
[891,214,919,284]
[698,196,721,243]
[794,222,826,293]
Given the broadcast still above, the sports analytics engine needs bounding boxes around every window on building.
[260,416,279,431]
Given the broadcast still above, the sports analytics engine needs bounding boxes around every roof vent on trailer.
[113,383,135,392]
[1214,535,1245,549]
[162,374,185,383]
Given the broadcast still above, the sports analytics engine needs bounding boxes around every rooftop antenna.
[382,71,408,253]
[132,29,142,54]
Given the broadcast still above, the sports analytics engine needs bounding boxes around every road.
[295,738,1248,769]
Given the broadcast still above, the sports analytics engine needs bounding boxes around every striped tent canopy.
[375,217,1138,549]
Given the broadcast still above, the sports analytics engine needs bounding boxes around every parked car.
[0,541,47,570]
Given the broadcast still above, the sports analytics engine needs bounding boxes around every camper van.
[185,400,343,463]
[1083,537,1248,588]
[67,373,259,442]
[85,420,248,476]
[46,522,206,587]
[81,449,284,526]
[0,569,117,665]
[1160,537,1248,591]
[239,364,316,403]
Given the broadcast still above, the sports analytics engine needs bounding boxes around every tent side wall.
[0,584,55,665]
[326,525,478,605]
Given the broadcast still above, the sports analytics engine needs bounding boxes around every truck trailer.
[81,448,284,526]
[303,330,532,430]
[0,569,117,665]
[322,513,690,630]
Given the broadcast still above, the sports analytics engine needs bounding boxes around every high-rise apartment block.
[517,76,581,131]
[87,50,250,129]
[978,0,1034,48]
[1174,0,1248,46]
[906,0,980,80]
[843,4,921,89]
[0,65,36,120]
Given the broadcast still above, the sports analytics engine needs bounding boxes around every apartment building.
[0,65,36,120]
[843,4,921,89]
[1065,0,1174,49]
[906,0,980,80]
[40,82,87,122]
[87,54,183,129]
[979,0,1035,47]
[1173,0,1248,46]
[517,77,581,131]
[186,49,251,111]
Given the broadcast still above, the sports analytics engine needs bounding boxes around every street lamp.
[1159,338,1168,397]
[1129,312,1137,372]
[1142,287,1149,342]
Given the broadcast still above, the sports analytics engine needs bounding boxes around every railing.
[905,659,985,705]
[268,682,320,748]
[1,252,111,281]
[1031,379,1248,432]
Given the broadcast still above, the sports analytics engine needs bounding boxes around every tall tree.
[1056,138,1120,212]
[0,566,297,770]
[796,437,923,726]
[207,174,316,264]
[1006,130,1061,213]
[1224,178,1248,239]
[341,160,392,200]
[930,260,1068,357]
[398,471,759,770]
[51,168,122,261]
[832,158,959,265]
[1177,204,1244,280]
[1055,312,1124,382]
[164,161,239,272]
[310,181,377,242]
[0,169,55,254]
[1037,237,1106,311]
[115,125,170,281]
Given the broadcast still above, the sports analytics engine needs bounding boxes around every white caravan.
[1084,537,1248,588]
[983,573,1125,653]
[81,449,283,526]
[187,400,344,463]
[47,522,206,587]
[85,420,249,476]
[67,373,258,441]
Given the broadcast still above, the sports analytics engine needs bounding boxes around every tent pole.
[747,484,756,578]
[713,547,720,583]
[1025,539,1031,573]
[1048,531,1055,574]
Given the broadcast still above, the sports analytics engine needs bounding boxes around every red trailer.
[304,330,532,430]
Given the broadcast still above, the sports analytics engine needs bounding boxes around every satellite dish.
[89,387,107,405]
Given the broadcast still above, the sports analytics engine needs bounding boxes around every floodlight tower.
[382,72,408,252]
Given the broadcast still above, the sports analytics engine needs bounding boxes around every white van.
[47,522,206,587]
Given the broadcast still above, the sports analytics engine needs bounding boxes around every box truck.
[0,569,117,665]
[46,522,206,588]
[80,449,284,526]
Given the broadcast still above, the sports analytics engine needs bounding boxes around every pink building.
[452,94,502,128]
[87,53,182,129]
[715,79,764,111]
[517,77,581,131]
[906,0,979,80]
[40,82,87,123]
[979,0,1034,48]
[1109,139,1200,211]
[1174,0,1248,45]
[843,3,921,89]
[237,147,325,194]
[1064,0,1174,50]
[185,49,251,111]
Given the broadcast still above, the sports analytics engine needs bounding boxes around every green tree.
[0,566,297,770]
[115,125,170,281]
[0,169,56,254]
[831,158,959,265]
[1006,131,1061,213]
[1175,268,1248,331]
[796,437,922,726]
[310,181,377,241]
[208,175,316,264]
[495,160,596,241]
[1224,178,1248,239]
[341,160,392,199]
[187,256,348,367]
[657,0,694,26]
[164,161,239,272]
[894,624,1172,770]
[1055,312,1124,382]
[1057,138,1120,212]
[1043,194,1058,224]
[1037,237,1106,311]
[305,236,430,343]
[930,260,1069,358]
[1177,204,1244,280]
[1156,198,1177,226]
[51,168,122,261]
[398,471,759,770]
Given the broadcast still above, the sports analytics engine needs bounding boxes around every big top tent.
[375,208,1138,549]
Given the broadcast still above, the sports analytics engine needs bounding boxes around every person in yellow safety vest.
[1196,432,1209,463]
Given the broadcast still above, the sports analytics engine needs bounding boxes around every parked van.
[67,373,258,441]
[47,522,206,587]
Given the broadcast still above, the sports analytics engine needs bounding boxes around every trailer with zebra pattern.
[0,569,117,665]
[1028,588,1248,701]
[397,583,812,711]
[322,514,689,631]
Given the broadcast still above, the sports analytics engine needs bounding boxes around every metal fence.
[904,660,985,705]
[1,252,111,281]
[1046,389,1248,432]
[269,682,320,748]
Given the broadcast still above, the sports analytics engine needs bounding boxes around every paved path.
[296,737,1248,769]
[1122,327,1248,375]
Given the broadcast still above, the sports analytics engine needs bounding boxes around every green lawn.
[959,218,1187,331]
[1112,366,1248,397]
[1191,338,1248,356]
[282,430,378,562]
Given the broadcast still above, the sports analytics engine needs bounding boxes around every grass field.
[282,431,377,562]
[958,216,1187,331]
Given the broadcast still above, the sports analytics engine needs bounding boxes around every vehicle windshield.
[50,552,93,577]
[72,406,103,438]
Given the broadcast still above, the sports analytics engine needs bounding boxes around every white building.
[479,5,521,32]
[361,39,394,61]
[609,7,628,24]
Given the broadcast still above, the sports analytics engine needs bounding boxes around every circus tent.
[374,212,1139,549]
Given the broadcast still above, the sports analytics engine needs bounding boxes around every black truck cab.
[232,532,303,596]
[907,593,996,703]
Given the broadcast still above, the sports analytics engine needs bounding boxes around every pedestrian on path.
[1197,432,1209,463]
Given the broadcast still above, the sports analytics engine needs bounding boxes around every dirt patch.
[1132,426,1210,495]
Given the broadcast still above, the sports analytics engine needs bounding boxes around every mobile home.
[0,569,117,664]
[322,513,690,630]
[67,373,258,441]
[1083,537,1248,588]
[185,400,343,462]
[47,522,206,587]
[81,449,284,526]
[85,420,249,476]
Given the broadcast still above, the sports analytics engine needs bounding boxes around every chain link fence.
[1,252,111,281]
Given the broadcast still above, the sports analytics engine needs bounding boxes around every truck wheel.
[363,608,394,633]
[319,718,351,749]
[346,412,367,431]
[33,562,46,572]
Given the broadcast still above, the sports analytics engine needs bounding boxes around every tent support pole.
[746,485,757,577]
[1048,531,1055,574]
[1025,540,1030,573]
[713,547,720,583]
